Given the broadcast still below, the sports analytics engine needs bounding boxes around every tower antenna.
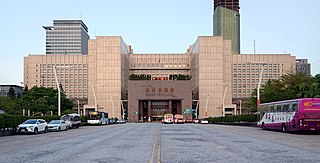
[254,40,256,54]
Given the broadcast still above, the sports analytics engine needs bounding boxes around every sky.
[0,0,320,85]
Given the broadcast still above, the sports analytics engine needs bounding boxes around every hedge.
[0,114,60,131]
[207,114,259,123]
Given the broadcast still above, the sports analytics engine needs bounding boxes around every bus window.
[283,103,290,112]
[269,105,275,112]
[292,102,298,112]
[276,105,282,112]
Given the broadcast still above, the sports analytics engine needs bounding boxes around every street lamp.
[76,100,80,115]
[239,100,242,115]
[247,62,267,107]
[110,95,114,118]
[205,95,210,118]
[53,65,73,116]
[217,83,227,117]
[91,85,97,111]
[192,100,199,119]
[92,85,117,116]
[20,82,24,97]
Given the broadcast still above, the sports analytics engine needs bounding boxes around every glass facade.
[43,20,90,55]
[213,6,240,54]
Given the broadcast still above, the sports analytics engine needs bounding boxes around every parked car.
[48,120,68,132]
[200,119,209,124]
[16,119,48,134]
[117,119,126,124]
[193,119,200,123]
[185,118,193,123]
[109,118,117,124]
[176,118,185,124]
[61,114,81,128]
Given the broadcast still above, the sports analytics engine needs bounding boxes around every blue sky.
[1,0,319,85]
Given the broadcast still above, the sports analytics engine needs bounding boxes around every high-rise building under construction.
[213,0,240,54]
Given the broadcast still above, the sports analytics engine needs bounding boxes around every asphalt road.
[0,123,320,163]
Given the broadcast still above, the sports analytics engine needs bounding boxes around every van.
[61,114,81,128]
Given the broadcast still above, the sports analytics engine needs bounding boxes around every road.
[0,123,320,163]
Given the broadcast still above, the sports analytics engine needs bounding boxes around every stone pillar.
[169,100,172,114]
[148,100,151,122]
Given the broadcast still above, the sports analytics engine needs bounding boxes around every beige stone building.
[24,36,296,121]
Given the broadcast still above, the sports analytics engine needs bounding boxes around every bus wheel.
[261,123,266,130]
[281,124,287,133]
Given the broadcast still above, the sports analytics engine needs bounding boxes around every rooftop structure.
[43,20,90,55]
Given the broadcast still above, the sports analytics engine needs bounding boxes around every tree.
[253,72,320,107]
[0,97,19,114]
[7,87,16,99]
[21,86,74,115]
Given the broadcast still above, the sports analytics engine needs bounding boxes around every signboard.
[184,108,191,114]
[145,86,175,96]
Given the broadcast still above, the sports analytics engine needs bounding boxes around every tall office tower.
[43,20,90,55]
[213,0,240,54]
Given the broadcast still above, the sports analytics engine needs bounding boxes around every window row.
[233,74,279,78]
[41,79,87,84]
[233,64,281,68]
[233,84,258,88]
[233,89,255,93]
[39,64,87,68]
[40,69,87,73]
[233,79,269,83]
[233,69,280,73]
[131,63,190,68]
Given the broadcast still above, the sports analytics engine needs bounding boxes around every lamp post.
[91,85,97,111]
[205,94,210,118]
[239,100,242,115]
[192,100,199,119]
[110,95,114,118]
[217,83,227,117]
[53,65,73,116]
[20,82,24,97]
[222,84,227,117]
[121,100,128,120]
[76,100,80,115]
[92,85,117,116]
[247,62,267,108]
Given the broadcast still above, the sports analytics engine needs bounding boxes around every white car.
[17,119,48,134]
[200,119,209,124]
[48,120,68,132]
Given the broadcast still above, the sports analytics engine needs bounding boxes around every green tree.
[0,97,15,114]
[253,72,319,107]
[21,86,74,115]
[7,87,15,99]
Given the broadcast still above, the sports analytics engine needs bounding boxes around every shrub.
[0,114,4,130]
[208,114,258,123]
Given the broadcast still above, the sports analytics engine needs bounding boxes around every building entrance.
[139,100,181,122]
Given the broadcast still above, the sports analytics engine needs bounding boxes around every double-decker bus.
[257,98,320,132]
[162,114,173,124]
[87,111,109,125]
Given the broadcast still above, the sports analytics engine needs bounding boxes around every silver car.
[48,120,68,132]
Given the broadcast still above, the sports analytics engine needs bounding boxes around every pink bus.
[257,98,320,132]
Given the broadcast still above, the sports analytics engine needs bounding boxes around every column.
[169,100,172,114]
[148,100,151,122]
